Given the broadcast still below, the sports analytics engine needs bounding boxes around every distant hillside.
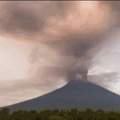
[8,79,120,111]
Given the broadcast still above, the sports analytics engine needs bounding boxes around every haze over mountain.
[8,79,120,111]
[1,1,120,107]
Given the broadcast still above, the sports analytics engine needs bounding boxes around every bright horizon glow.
[88,29,120,95]
[0,35,67,107]
[0,36,32,80]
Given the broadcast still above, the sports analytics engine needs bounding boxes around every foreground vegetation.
[0,108,120,120]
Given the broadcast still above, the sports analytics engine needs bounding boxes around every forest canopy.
[0,108,120,120]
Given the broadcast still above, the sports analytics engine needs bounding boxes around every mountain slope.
[8,80,120,111]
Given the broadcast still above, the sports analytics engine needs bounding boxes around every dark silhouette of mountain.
[8,79,120,111]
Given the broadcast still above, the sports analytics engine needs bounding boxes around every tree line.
[0,108,120,120]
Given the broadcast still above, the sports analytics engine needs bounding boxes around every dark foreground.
[0,108,120,120]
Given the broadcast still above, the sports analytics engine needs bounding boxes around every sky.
[0,1,120,107]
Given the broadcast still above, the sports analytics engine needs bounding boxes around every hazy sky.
[0,1,120,107]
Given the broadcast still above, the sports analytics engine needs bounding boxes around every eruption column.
[67,68,88,81]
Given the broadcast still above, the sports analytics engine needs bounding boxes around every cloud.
[0,1,70,40]
[29,1,113,81]
[88,29,120,95]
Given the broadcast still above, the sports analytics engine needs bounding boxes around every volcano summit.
[8,78,120,111]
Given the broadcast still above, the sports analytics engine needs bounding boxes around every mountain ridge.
[8,79,120,111]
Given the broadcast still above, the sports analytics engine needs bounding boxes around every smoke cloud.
[0,1,120,106]
[0,1,119,81]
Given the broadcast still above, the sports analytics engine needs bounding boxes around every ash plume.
[0,1,120,83]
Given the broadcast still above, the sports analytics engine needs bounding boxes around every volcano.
[8,79,120,111]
